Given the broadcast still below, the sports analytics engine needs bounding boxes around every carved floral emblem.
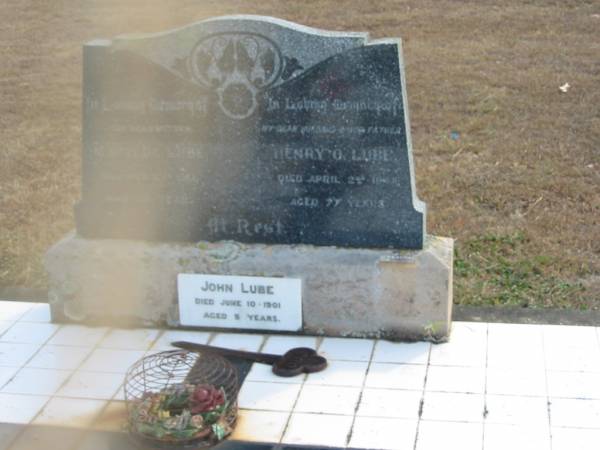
[173,32,303,119]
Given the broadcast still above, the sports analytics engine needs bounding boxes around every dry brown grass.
[1,0,598,308]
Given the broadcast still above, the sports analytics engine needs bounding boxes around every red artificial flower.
[190,385,225,414]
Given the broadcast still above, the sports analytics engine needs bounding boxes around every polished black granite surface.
[76,16,425,249]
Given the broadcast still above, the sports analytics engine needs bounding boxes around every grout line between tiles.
[314,335,323,352]
[256,333,267,352]
[240,381,429,391]
[0,321,16,341]
[146,328,161,351]
[481,322,489,450]
[0,391,56,399]
[275,335,307,444]
[204,331,217,346]
[0,324,66,392]
[0,373,13,392]
[344,335,378,447]
[411,341,432,450]
[146,328,165,354]
[17,325,139,443]
[1,394,53,450]
[280,385,314,437]
[97,326,160,351]
[0,306,88,450]
[538,368,600,374]
[541,324,554,450]
[364,360,429,366]
[63,326,113,381]
[551,423,600,431]
[596,327,600,373]
[45,326,112,402]
[416,418,491,425]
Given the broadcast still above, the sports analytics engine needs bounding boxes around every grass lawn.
[0,0,598,308]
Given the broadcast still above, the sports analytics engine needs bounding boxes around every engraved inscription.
[78,26,425,249]
[206,217,285,237]
[263,95,403,117]
[178,274,302,331]
[85,97,209,116]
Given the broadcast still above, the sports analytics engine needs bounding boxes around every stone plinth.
[45,233,453,341]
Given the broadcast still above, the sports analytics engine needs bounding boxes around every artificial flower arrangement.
[128,383,234,444]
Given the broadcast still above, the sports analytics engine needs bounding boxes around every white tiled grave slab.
[1,368,71,396]
[416,421,483,450]
[57,371,123,400]
[32,397,106,429]
[1,301,600,449]
[47,325,108,348]
[0,322,59,345]
[78,349,146,374]
[18,303,51,323]
[0,343,41,367]
[150,329,211,351]
[349,417,417,450]
[98,328,160,350]
[0,302,33,322]
[319,337,375,361]
[26,345,92,371]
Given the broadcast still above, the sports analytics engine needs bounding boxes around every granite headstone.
[76,15,426,249]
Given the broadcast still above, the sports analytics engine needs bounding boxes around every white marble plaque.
[178,274,302,331]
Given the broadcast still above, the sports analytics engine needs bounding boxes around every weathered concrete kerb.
[45,233,453,341]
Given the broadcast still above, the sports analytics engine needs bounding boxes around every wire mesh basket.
[124,350,239,449]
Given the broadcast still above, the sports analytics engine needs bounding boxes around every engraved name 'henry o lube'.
[186,32,292,120]
[78,19,426,249]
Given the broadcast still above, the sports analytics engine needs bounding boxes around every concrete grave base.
[44,233,453,341]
